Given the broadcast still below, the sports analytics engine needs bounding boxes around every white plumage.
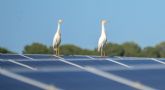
[98,20,107,56]
[53,19,63,56]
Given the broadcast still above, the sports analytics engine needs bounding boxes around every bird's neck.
[57,23,61,32]
[101,23,106,34]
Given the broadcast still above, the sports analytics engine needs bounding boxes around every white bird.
[53,19,63,56]
[98,20,107,56]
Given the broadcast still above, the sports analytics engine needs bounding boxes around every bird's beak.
[101,20,107,24]
[58,19,63,23]
[105,20,107,24]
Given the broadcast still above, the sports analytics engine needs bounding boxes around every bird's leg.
[101,49,103,57]
[57,47,59,56]
[56,48,58,56]
[57,47,58,56]
[54,48,57,56]
[58,47,60,56]
[100,49,101,56]
[103,51,106,56]
[103,48,105,56]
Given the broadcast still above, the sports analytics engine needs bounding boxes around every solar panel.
[111,69,165,89]
[62,55,91,59]
[24,54,59,59]
[0,54,165,90]
[0,54,27,59]
[0,75,42,90]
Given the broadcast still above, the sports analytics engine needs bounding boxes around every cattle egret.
[53,19,63,56]
[98,20,107,56]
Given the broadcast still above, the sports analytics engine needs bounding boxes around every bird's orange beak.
[58,19,63,24]
[101,20,107,24]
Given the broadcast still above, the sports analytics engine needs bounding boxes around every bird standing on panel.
[98,20,107,56]
[53,19,63,56]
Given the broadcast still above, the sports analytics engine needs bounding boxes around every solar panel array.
[0,54,165,90]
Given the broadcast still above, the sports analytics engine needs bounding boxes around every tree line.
[0,41,165,57]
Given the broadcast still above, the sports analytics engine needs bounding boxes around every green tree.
[141,47,159,57]
[60,44,82,55]
[0,47,13,53]
[23,43,49,54]
[105,43,124,56]
[50,44,98,55]
[122,42,141,57]
[80,49,98,55]
[48,46,54,54]
[156,42,165,57]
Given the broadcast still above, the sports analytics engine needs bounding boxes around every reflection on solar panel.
[0,54,165,90]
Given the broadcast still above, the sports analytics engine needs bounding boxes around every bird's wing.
[98,37,103,52]
[53,33,60,47]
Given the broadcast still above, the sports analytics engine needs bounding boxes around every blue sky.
[0,0,165,53]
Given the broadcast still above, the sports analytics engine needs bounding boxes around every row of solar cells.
[0,54,165,60]
[1,54,165,90]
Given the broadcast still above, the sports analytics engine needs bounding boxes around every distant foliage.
[23,43,49,54]
[105,43,124,56]
[141,47,159,57]
[122,42,141,57]
[156,42,165,57]
[18,41,165,57]
[0,47,13,53]
[60,44,98,55]
[60,44,82,55]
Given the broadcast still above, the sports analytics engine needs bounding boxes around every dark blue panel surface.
[120,60,160,65]
[0,61,29,70]
[71,60,118,66]
[0,75,41,90]
[1,54,165,90]
[118,60,160,65]
[62,56,90,59]
[25,54,59,59]
[19,71,133,90]
[111,69,165,90]
[20,60,71,67]
[0,54,27,59]
[91,56,109,59]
